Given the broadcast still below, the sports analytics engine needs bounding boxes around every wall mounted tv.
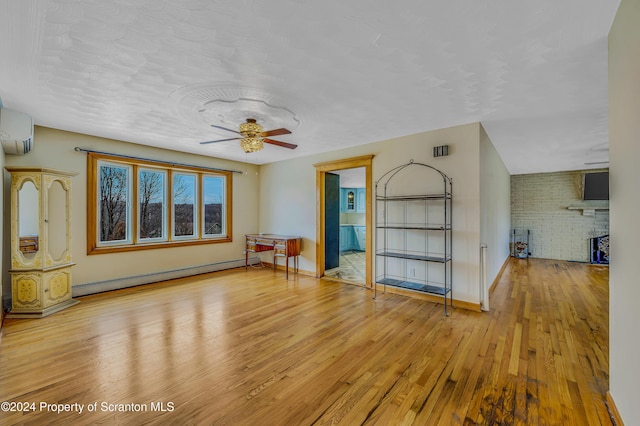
[583,171,609,200]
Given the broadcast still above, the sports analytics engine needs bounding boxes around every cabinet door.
[43,268,72,308]
[12,273,42,309]
[356,188,366,213]
[354,226,366,250]
[340,227,355,252]
[348,227,356,250]
[343,188,356,213]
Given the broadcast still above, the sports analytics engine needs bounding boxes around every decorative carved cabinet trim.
[6,167,79,318]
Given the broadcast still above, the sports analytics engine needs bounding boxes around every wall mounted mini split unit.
[0,107,34,155]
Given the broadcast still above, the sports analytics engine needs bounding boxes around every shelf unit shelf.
[377,224,451,231]
[376,251,451,263]
[377,277,452,296]
[374,160,453,315]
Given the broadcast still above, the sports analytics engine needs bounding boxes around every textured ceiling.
[0,0,619,174]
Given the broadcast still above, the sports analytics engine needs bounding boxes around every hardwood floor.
[0,258,611,425]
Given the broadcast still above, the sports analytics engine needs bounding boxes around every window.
[87,153,232,254]
[98,162,132,245]
[138,168,166,242]
[172,172,197,239]
[203,175,225,237]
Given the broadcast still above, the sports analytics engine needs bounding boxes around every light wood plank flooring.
[0,258,611,425]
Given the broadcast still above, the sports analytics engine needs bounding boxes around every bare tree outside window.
[99,164,129,242]
[139,170,165,240]
[173,173,196,237]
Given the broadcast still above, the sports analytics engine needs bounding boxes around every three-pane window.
[88,153,232,254]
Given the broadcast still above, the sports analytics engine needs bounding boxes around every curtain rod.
[74,147,244,174]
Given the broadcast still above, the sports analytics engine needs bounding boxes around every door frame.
[313,155,374,286]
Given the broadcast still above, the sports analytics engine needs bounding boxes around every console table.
[245,234,301,279]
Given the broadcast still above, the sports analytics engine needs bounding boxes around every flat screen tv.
[583,171,609,200]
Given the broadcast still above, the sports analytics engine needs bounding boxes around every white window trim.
[138,167,168,243]
[97,160,133,247]
[202,175,227,239]
[172,171,198,240]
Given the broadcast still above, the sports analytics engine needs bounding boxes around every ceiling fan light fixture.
[240,137,264,153]
[200,117,295,152]
[239,119,263,136]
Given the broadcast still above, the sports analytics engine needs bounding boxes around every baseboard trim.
[606,391,624,426]
[489,255,512,294]
[73,257,260,297]
[373,284,482,312]
[260,261,315,278]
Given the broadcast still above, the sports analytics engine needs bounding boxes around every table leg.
[286,254,289,280]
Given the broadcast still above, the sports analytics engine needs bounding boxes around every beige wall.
[609,0,640,423]
[479,124,511,298]
[2,121,511,310]
[259,122,490,304]
[2,126,260,296]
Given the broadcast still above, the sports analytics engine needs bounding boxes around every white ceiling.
[334,167,365,188]
[0,1,619,174]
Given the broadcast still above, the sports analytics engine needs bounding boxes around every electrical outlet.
[409,268,415,277]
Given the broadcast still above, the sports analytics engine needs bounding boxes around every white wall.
[2,126,260,296]
[259,122,484,304]
[609,0,640,423]
[511,170,609,261]
[0,148,4,310]
[479,124,511,291]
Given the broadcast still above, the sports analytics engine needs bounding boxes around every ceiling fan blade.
[264,138,298,150]
[200,137,241,145]
[210,124,242,135]
[261,128,291,137]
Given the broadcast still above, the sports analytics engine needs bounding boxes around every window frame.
[96,160,133,246]
[137,167,168,243]
[171,171,198,241]
[87,152,232,254]
[202,174,227,239]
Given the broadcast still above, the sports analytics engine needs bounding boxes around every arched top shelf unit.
[374,160,453,315]
[375,159,452,200]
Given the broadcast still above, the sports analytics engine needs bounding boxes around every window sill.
[88,236,232,255]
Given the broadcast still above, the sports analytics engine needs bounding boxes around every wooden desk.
[245,234,301,279]
[244,234,302,279]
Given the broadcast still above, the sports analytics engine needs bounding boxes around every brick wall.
[511,170,609,262]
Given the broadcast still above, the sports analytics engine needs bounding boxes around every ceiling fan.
[200,118,297,153]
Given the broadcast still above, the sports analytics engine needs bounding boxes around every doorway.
[325,168,366,283]
[313,155,374,287]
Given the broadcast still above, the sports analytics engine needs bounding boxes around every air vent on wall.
[433,145,449,157]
